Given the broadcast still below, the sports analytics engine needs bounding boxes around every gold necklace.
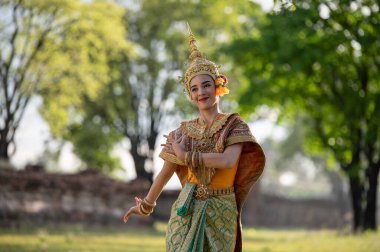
[199,113,221,138]
[199,113,220,127]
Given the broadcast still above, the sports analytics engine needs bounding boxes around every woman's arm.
[145,161,176,203]
[202,143,243,169]
[169,135,243,170]
[123,161,176,223]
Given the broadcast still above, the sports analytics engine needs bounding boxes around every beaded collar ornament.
[183,24,229,97]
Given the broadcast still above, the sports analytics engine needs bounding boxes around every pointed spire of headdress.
[186,22,203,62]
[183,22,225,96]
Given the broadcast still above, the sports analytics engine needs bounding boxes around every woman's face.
[189,74,218,110]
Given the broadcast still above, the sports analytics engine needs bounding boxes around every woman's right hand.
[123,197,144,223]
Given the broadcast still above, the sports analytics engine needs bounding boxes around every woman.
[123,25,265,252]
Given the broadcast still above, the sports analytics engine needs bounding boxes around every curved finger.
[176,137,183,143]
[123,209,133,223]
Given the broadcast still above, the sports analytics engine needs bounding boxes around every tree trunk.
[0,131,9,160]
[348,176,364,232]
[363,164,379,230]
[130,138,153,184]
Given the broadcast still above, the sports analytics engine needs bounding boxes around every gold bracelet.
[191,151,196,170]
[184,152,189,166]
[140,198,155,214]
[143,198,156,208]
[141,204,153,214]
[187,151,193,167]
[199,152,203,170]
[199,152,209,182]
[139,204,151,216]
[195,152,199,170]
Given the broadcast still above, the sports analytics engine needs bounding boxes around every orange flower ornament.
[214,75,230,97]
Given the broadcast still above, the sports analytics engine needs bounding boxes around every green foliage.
[227,0,380,171]
[68,119,123,172]
[36,0,132,137]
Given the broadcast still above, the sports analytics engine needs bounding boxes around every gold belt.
[194,184,234,201]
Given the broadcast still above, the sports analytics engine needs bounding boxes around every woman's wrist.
[139,197,156,216]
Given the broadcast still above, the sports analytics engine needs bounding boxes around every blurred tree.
[38,1,131,172]
[0,0,132,171]
[0,0,74,160]
[227,0,380,231]
[76,0,264,183]
[263,117,350,216]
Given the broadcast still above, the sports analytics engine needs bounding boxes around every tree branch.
[3,0,22,118]
[17,7,35,81]
[9,11,57,111]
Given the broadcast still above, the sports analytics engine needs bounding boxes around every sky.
[10,0,276,189]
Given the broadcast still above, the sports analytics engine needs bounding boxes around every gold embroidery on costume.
[225,116,257,146]
[180,113,233,139]
[196,138,217,152]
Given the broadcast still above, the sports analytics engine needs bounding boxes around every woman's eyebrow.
[191,80,211,89]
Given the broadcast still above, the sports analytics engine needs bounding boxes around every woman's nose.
[198,87,205,95]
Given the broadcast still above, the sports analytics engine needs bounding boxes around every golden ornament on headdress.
[183,23,225,96]
[187,23,203,62]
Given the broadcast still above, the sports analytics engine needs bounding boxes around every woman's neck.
[199,106,221,126]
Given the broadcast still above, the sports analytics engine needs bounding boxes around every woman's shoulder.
[218,113,249,132]
[227,112,245,122]
[224,114,259,146]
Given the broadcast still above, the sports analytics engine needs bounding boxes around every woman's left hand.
[162,134,186,162]
[172,135,186,161]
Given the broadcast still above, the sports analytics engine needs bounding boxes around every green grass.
[0,223,379,252]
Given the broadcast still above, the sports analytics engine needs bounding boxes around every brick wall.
[0,168,152,228]
[0,168,356,229]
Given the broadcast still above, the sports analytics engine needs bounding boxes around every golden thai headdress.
[183,23,229,97]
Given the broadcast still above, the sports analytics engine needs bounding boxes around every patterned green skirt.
[166,184,238,252]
